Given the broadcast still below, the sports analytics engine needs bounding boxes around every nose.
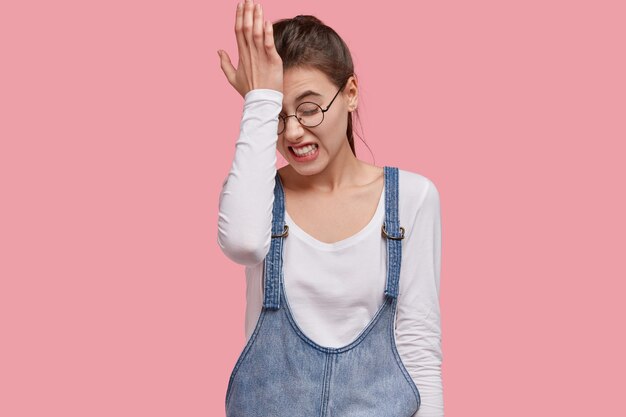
[282,115,304,141]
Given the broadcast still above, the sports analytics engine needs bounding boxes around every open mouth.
[289,143,318,157]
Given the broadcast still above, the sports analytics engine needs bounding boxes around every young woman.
[217,1,443,416]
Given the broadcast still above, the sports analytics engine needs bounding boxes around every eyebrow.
[282,90,323,111]
[294,90,323,102]
[280,90,323,116]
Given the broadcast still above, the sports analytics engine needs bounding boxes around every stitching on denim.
[319,353,332,417]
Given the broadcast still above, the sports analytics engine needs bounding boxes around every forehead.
[282,67,333,106]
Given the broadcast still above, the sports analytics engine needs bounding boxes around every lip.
[289,142,317,149]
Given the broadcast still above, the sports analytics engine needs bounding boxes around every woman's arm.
[396,178,444,417]
[216,88,283,266]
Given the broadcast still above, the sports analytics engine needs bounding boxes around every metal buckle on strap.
[271,224,289,238]
[381,224,405,240]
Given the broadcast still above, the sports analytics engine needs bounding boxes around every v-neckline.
[283,180,385,251]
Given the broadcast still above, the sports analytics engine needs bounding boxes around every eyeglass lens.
[277,103,323,135]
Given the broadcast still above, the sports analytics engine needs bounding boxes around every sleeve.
[216,88,283,266]
[395,179,444,417]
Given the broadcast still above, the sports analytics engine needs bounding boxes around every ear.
[345,74,358,111]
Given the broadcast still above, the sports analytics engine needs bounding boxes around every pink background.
[1,0,625,415]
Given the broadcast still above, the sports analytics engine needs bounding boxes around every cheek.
[320,119,347,148]
[277,142,287,157]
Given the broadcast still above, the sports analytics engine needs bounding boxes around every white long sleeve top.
[217,89,443,417]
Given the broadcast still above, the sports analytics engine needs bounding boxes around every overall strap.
[382,166,405,299]
[263,172,288,310]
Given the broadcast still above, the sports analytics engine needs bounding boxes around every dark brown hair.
[271,15,371,159]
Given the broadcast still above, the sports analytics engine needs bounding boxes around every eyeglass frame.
[277,78,350,135]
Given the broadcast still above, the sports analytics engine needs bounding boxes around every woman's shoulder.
[395,167,440,215]
[396,167,438,196]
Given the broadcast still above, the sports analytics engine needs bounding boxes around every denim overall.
[225,166,420,417]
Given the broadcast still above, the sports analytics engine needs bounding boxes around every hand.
[218,0,283,98]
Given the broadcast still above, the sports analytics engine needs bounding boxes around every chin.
[292,161,328,176]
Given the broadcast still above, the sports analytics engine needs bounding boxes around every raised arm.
[216,0,284,266]
[216,89,283,266]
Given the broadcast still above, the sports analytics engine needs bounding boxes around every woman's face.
[277,67,357,175]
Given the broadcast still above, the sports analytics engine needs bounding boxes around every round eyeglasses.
[277,79,349,135]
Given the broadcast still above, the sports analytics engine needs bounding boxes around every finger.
[264,20,279,60]
[242,0,254,50]
[218,50,237,85]
[234,2,246,56]
[252,3,264,54]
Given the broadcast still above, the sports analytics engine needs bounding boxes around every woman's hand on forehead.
[218,0,284,98]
